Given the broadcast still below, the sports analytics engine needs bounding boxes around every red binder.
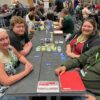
[59,71,86,92]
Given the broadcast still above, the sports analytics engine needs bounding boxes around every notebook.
[59,71,86,92]
[37,81,59,93]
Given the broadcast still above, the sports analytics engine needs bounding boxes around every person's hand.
[25,62,33,73]
[24,43,28,48]
[72,54,80,58]
[85,94,96,100]
[67,52,80,58]
[55,66,66,75]
[24,41,32,50]
[27,41,32,47]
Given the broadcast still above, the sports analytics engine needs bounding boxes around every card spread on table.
[37,81,59,93]
[53,22,59,25]
[54,25,59,29]
[35,44,62,52]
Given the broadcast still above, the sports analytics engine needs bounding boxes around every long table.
[5,30,85,97]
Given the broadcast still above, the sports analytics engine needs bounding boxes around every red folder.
[59,71,86,92]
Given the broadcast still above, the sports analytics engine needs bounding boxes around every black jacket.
[8,29,29,51]
[67,31,100,53]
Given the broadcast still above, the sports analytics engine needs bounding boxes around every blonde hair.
[10,16,25,28]
[0,28,7,34]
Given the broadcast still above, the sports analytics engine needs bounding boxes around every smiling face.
[10,16,26,36]
[0,29,10,50]
[82,21,94,36]
[13,23,25,35]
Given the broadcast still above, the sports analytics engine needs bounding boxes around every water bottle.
[48,20,53,32]
[45,20,49,34]
[45,20,53,44]
[48,20,53,42]
[50,32,53,43]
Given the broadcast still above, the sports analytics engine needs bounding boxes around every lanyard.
[75,34,87,45]
[85,52,100,70]
[81,52,100,77]
[96,52,100,61]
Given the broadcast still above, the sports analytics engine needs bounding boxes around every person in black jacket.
[55,46,100,100]
[8,16,32,56]
[66,18,100,58]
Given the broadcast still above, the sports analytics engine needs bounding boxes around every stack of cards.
[53,22,59,25]
[35,44,62,52]
[53,30,63,35]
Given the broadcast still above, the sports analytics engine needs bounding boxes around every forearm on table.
[19,55,30,65]
[4,70,29,86]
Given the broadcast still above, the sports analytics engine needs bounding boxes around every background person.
[58,8,74,41]
[27,13,35,39]
[25,6,36,24]
[82,4,92,20]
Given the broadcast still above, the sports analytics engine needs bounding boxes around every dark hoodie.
[66,31,100,53]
